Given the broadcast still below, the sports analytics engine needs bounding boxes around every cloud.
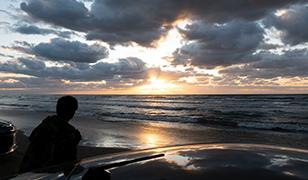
[18,57,46,70]
[0,57,147,81]
[13,24,74,38]
[0,78,24,89]
[220,49,308,79]
[263,4,308,45]
[83,0,186,46]
[5,38,108,63]
[19,0,184,46]
[0,76,109,90]
[20,0,90,31]
[20,0,301,46]
[85,29,167,47]
[0,53,14,58]
[4,0,307,92]
[0,76,106,90]
[187,0,300,23]
[14,24,53,34]
[31,38,108,63]
[172,20,264,68]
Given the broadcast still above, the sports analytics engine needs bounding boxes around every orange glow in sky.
[136,77,178,94]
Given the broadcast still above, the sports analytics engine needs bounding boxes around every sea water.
[1,94,308,134]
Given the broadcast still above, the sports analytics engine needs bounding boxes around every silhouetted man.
[20,96,81,173]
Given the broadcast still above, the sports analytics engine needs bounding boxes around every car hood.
[12,143,308,180]
[0,120,16,134]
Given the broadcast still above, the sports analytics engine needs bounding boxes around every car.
[10,143,308,180]
[0,120,17,155]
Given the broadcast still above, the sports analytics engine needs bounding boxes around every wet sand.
[1,109,308,178]
[1,109,308,149]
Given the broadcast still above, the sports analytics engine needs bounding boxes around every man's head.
[56,96,78,121]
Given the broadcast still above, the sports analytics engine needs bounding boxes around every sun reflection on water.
[143,133,160,148]
[137,126,173,149]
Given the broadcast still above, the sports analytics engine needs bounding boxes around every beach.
[1,108,308,177]
[0,130,128,178]
[1,109,308,149]
[0,110,130,178]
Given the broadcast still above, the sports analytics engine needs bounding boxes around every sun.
[136,77,178,94]
[149,78,167,88]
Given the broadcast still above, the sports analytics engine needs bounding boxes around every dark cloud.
[32,38,108,63]
[263,4,308,45]
[0,75,152,91]
[0,76,107,90]
[20,0,185,46]
[0,77,106,89]
[187,0,300,23]
[2,41,35,55]
[0,78,24,89]
[18,57,46,70]
[257,42,282,50]
[0,53,14,58]
[85,29,167,47]
[15,24,53,34]
[14,40,32,47]
[20,0,301,46]
[13,24,74,38]
[172,20,264,68]
[20,0,91,31]
[250,49,308,78]
[0,57,147,81]
[220,49,308,79]
[84,0,186,46]
[4,38,108,63]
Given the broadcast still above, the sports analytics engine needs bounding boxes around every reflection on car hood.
[0,120,16,134]
[13,143,308,180]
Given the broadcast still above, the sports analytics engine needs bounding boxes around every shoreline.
[1,109,308,177]
[1,109,308,149]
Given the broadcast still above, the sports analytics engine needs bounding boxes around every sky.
[0,0,308,94]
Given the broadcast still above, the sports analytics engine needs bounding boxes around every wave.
[238,121,308,133]
[96,112,199,123]
[122,104,197,111]
[0,103,30,107]
[1,94,308,135]
[199,119,308,133]
[82,102,197,111]
[89,99,204,105]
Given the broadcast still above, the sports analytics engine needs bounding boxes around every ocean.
[1,94,308,134]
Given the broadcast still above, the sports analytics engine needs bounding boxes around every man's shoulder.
[29,115,58,141]
[43,115,57,122]
[40,115,59,130]
[40,115,77,131]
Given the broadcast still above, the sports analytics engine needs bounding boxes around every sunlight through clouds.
[0,0,308,94]
[108,20,189,67]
